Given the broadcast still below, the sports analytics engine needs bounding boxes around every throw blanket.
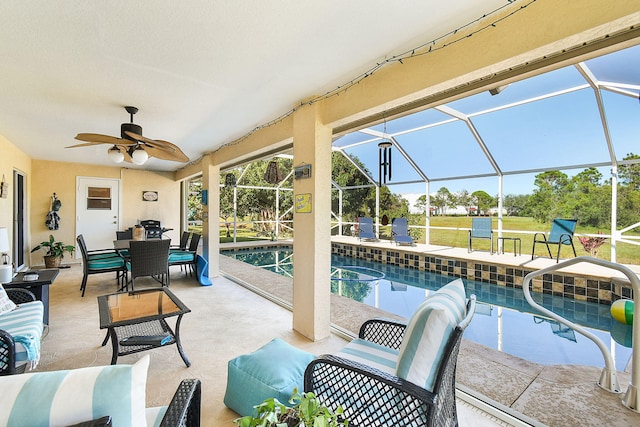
[0,301,44,369]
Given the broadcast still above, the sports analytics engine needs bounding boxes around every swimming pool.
[223,247,634,369]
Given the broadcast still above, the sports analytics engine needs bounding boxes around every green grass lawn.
[423,216,639,265]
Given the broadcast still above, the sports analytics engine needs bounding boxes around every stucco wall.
[0,133,32,266]
[30,160,180,265]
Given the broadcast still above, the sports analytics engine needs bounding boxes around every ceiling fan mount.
[67,106,189,164]
[121,106,142,141]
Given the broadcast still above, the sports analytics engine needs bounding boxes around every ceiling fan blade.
[140,144,188,162]
[121,148,133,163]
[66,141,109,148]
[125,131,174,151]
[74,133,135,146]
[125,131,189,162]
[151,140,190,162]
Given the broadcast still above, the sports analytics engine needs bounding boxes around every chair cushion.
[224,338,315,417]
[0,284,17,315]
[168,252,195,263]
[0,300,44,367]
[335,338,398,375]
[87,257,125,270]
[396,278,466,392]
[0,355,149,427]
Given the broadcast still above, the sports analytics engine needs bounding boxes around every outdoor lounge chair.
[391,217,414,246]
[358,217,377,241]
[468,217,493,254]
[531,218,577,263]
[305,279,476,427]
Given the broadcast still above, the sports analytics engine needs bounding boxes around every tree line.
[196,152,639,233]
[413,153,639,229]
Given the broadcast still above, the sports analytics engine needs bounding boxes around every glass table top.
[100,288,189,325]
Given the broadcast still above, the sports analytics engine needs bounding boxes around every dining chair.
[127,239,171,291]
[116,229,133,240]
[169,233,200,277]
[77,234,127,297]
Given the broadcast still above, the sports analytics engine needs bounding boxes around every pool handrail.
[523,256,640,412]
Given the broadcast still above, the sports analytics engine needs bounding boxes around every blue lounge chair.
[531,218,577,263]
[468,217,493,253]
[358,217,377,241]
[391,217,414,246]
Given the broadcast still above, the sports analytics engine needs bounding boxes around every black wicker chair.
[168,233,200,277]
[0,288,38,376]
[77,234,128,297]
[304,296,476,427]
[128,239,171,291]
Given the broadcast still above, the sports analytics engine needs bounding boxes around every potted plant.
[234,388,348,427]
[31,234,75,268]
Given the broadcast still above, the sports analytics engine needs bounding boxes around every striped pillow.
[335,338,399,375]
[395,279,466,392]
[0,355,149,427]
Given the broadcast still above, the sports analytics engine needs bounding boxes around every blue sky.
[334,43,640,208]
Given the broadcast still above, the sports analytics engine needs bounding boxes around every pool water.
[223,248,634,369]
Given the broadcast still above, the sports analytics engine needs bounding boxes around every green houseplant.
[31,234,75,268]
[234,388,348,427]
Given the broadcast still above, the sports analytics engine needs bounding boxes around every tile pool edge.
[220,240,633,305]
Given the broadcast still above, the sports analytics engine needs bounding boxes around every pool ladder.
[523,256,640,413]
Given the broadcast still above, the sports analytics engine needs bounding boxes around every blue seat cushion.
[224,338,315,417]
[87,257,125,270]
[168,252,195,263]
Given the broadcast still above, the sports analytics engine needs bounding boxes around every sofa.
[0,287,44,375]
[0,355,201,427]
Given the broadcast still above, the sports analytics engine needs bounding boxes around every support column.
[203,158,220,277]
[292,102,332,341]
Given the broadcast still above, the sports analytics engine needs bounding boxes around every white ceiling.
[0,1,513,171]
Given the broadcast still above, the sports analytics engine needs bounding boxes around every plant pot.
[44,255,62,268]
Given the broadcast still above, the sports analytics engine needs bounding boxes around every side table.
[496,236,521,256]
[3,269,59,325]
[97,287,191,366]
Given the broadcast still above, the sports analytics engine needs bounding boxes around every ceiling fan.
[66,106,189,165]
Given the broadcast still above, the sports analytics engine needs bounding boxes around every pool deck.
[220,237,640,426]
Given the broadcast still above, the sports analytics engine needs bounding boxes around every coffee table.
[97,288,191,366]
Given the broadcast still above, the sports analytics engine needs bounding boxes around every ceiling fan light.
[131,147,148,165]
[107,146,124,163]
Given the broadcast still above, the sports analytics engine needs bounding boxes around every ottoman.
[224,338,315,417]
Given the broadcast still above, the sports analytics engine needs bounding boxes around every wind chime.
[224,173,237,187]
[378,117,392,186]
[264,160,282,184]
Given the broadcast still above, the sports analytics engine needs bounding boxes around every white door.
[76,177,121,255]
